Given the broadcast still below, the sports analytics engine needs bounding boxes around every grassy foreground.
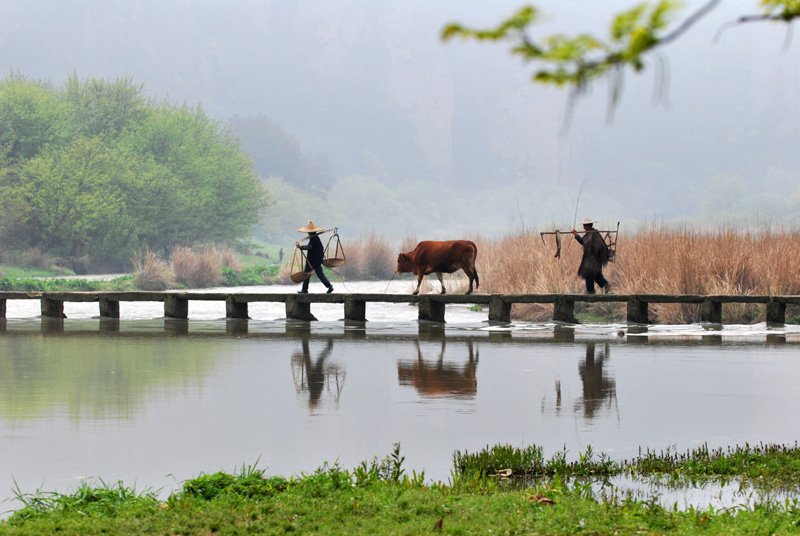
[4,443,800,535]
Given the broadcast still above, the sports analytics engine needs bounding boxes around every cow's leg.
[462,267,475,295]
[413,274,423,295]
[436,272,446,294]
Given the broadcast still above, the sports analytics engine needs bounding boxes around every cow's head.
[396,253,413,274]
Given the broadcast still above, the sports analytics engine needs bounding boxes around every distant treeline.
[0,72,267,269]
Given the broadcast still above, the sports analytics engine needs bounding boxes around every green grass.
[221,265,280,286]
[4,443,800,535]
[0,275,136,292]
[0,266,70,278]
[626,442,800,488]
[453,444,616,482]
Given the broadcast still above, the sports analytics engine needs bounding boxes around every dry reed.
[337,232,396,281]
[170,246,225,288]
[132,248,171,290]
[477,225,800,323]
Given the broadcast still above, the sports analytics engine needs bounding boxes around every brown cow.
[396,240,479,295]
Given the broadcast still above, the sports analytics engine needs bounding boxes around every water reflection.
[397,339,478,399]
[576,343,617,419]
[291,337,345,412]
[0,326,223,421]
[3,318,800,515]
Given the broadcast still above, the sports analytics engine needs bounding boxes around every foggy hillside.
[1,0,799,239]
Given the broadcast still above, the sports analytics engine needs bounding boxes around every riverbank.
[3,443,800,535]
[0,265,282,293]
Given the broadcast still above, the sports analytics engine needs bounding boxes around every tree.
[63,72,150,141]
[0,73,268,269]
[119,102,268,249]
[22,137,134,260]
[0,73,69,163]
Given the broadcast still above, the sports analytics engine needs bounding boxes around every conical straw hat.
[297,221,325,233]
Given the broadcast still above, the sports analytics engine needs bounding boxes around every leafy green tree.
[120,102,267,249]
[0,73,69,163]
[21,137,135,261]
[0,72,268,268]
[63,72,150,141]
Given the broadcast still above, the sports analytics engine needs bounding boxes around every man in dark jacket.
[571,218,610,294]
[296,221,334,294]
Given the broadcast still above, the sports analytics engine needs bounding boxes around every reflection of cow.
[396,240,479,295]
[397,339,478,399]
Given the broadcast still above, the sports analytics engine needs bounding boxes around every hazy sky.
[1,0,798,232]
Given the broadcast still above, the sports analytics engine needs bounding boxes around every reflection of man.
[291,337,342,410]
[576,343,616,418]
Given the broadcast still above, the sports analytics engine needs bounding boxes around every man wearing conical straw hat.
[571,217,610,294]
[296,221,334,294]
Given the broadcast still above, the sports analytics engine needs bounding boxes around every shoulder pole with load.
[540,222,620,262]
[289,227,348,283]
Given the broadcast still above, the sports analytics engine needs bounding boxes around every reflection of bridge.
[0,318,794,347]
[2,291,799,324]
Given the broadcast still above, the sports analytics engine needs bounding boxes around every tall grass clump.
[170,246,229,288]
[9,479,159,523]
[337,232,396,280]
[132,249,171,290]
[453,444,614,482]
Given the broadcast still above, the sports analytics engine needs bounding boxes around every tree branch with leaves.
[442,0,800,122]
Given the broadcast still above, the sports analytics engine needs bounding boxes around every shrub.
[218,245,242,273]
[131,249,171,290]
[11,248,54,269]
[170,246,224,288]
[338,232,396,281]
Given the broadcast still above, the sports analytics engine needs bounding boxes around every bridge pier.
[488,295,511,323]
[226,298,249,319]
[626,297,649,324]
[99,298,120,318]
[41,297,65,318]
[344,296,366,321]
[700,299,722,323]
[766,300,786,325]
[164,295,189,319]
[418,297,445,323]
[553,296,576,323]
[286,295,317,321]
[0,299,5,318]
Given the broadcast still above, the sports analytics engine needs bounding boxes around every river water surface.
[2,280,800,514]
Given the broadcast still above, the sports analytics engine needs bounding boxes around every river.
[2,280,800,514]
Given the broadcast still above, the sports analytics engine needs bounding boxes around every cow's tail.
[472,242,479,289]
